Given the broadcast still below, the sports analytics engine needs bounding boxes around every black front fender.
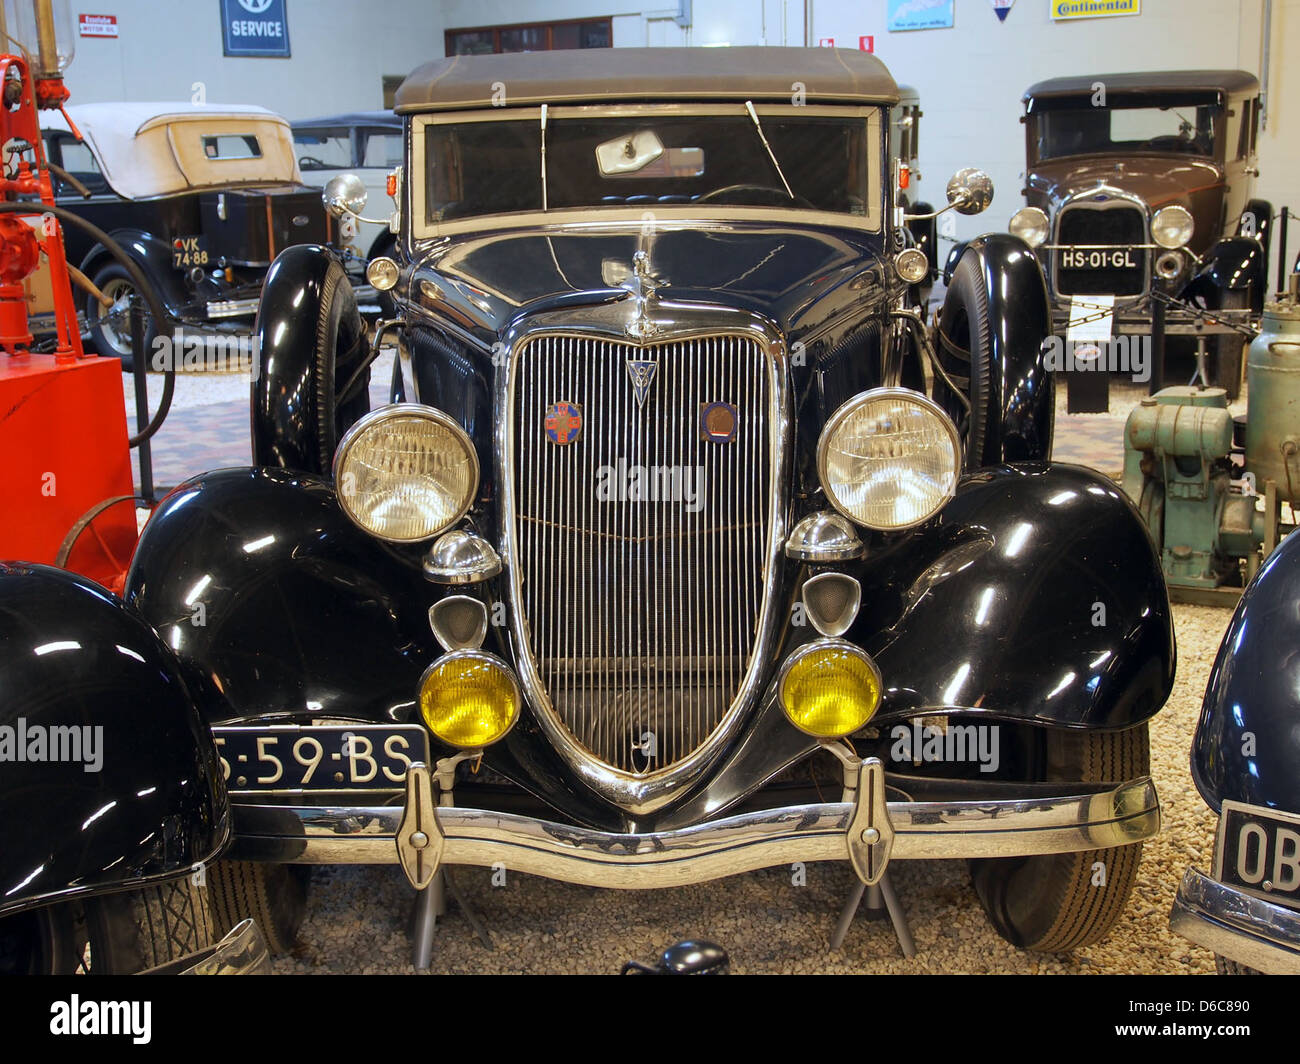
[855,462,1173,729]
[0,565,228,917]
[1184,235,1268,314]
[1192,531,1300,815]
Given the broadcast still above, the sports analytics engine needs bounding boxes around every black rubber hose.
[0,201,176,446]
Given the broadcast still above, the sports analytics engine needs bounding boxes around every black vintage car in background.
[1170,528,1300,974]
[41,102,333,367]
[6,48,1175,968]
[1013,71,1269,406]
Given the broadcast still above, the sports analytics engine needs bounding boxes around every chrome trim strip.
[231,776,1160,886]
[1170,868,1300,975]
[145,919,272,976]
[496,297,792,815]
[205,297,261,319]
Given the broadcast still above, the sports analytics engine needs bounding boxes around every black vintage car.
[7,48,1175,968]
[1015,71,1269,406]
[1170,527,1300,974]
[41,101,333,366]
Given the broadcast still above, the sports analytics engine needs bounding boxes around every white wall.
[57,0,439,118]
[435,0,1295,258]
[43,1,1297,264]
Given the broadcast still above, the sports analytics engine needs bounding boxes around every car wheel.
[1215,955,1261,975]
[0,904,79,974]
[86,263,157,373]
[208,861,308,955]
[969,726,1149,952]
[1214,288,1249,401]
[936,248,996,471]
[81,879,215,973]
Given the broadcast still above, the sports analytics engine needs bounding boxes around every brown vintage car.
[1010,70,1270,405]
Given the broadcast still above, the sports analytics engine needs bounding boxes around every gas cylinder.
[1245,298,1300,503]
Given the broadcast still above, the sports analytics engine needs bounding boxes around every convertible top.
[291,110,400,131]
[394,46,900,113]
[43,102,300,199]
[1024,70,1258,102]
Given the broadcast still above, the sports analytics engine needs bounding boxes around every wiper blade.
[745,100,794,200]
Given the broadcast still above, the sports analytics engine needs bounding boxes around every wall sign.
[1051,0,1140,20]
[859,35,875,51]
[888,0,955,32]
[991,0,1016,20]
[78,14,118,38]
[221,0,291,58]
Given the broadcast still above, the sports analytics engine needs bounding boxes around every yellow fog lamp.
[778,641,883,739]
[418,651,521,749]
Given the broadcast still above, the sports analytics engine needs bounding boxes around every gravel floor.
[273,602,1232,975]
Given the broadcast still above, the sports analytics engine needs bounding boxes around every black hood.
[408,221,889,343]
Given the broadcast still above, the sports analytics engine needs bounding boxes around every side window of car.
[52,136,109,196]
[293,129,351,170]
[360,130,402,169]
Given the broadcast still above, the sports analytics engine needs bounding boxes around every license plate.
[1060,248,1138,270]
[172,235,210,269]
[1214,800,1300,910]
[212,724,428,795]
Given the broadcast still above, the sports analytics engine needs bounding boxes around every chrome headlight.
[1152,205,1194,249]
[817,388,960,531]
[1009,206,1049,248]
[333,405,479,542]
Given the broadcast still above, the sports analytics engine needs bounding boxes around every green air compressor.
[1123,296,1300,603]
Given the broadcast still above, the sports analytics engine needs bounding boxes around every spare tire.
[252,245,371,474]
[935,248,997,472]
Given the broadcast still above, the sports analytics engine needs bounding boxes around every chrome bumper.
[1170,868,1300,974]
[230,766,1160,892]
[142,919,271,975]
[205,297,261,320]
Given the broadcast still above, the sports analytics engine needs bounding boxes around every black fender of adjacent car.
[0,564,229,918]
[1191,530,1300,816]
[78,227,192,321]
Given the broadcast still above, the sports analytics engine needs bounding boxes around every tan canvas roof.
[395,46,899,113]
[1025,70,1258,102]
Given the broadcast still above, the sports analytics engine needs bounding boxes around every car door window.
[293,129,352,170]
[360,129,402,169]
[53,137,109,196]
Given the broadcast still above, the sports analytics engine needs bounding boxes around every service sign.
[221,0,291,58]
[78,14,118,38]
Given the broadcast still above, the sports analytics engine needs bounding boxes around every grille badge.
[700,401,738,443]
[626,359,658,409]
[544,402,582,445]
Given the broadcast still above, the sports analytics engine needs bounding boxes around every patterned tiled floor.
[122,360,1242,495]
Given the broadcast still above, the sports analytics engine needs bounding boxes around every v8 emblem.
[626,359,658,409]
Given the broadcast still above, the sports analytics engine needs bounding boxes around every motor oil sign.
[221,0,291,58]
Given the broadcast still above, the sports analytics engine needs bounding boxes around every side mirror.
[946,168,994,216]
[323,173,368,219]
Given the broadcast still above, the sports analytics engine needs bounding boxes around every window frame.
[444,17,613,56]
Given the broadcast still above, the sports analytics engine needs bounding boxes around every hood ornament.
[623,249,664,341]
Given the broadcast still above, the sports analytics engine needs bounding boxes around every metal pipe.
[1260,0,1272,131]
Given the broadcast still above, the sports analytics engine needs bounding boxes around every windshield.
[1031,97,1223,162]
[420,108,878,227]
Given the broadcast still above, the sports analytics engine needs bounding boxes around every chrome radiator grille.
[510,333,773,775]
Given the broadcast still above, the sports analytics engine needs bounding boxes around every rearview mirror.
[946,168,994,216]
